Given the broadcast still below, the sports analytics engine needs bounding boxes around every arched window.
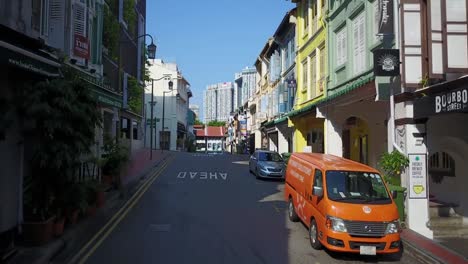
[429,152,455,183]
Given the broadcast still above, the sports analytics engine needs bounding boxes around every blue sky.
[146,1,295,120]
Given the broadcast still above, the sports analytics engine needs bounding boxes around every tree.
[11,70,102,220]
[207,120,226,127]
[194,119,204,125]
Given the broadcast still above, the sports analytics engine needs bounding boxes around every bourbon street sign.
[414,87,468,118]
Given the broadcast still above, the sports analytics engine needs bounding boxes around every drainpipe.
[390,0,404,155]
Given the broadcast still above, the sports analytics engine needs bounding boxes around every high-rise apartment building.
[204,82,234,124]
[235,67,257,107]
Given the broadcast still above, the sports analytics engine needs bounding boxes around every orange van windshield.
[325,171,391,204]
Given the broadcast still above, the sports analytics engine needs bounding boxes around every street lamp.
[117,33,156,144]
[149,74,171,160]
[147,41,157,60]
[161,80,174,153]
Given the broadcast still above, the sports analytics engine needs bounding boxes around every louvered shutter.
[71,0,87,65]
[48,0,65,49]
[342,30,347,64]
[358,14,366,72]
[123,73,128,109]
[353,16,360,73]
[336,31,342,65]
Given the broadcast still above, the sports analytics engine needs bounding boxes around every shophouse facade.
[262,8,297,155]
[395,0,468,239]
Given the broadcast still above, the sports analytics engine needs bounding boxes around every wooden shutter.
[48,0,65,49]
[429,0,444,76]
[445,0,468,70]
[123,72,128,108]
[358,13,366,73]
[336,31,342,65]
[71,0,87,65]
[310,55,317,98]
[353,16,360,73]
[402,2,423,86]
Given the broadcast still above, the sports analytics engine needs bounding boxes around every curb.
[55,154,172,263]
[8,153,173,264]
[402,239,444,264]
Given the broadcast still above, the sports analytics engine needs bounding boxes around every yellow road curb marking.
[70,156,174,264]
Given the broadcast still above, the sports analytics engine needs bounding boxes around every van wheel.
[309,219,322,250]
[288,199,299,222]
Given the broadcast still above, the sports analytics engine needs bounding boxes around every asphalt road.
[84,152,423,264]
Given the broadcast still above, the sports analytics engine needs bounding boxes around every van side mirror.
[392,190,398,199]
[313,186,324,198]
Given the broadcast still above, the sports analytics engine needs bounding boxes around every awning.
[0,40,61,77]
[414,75,468,119]
[260,74,375,128]
[67,65,123,108]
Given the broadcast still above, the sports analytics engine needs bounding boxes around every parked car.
[284,153,401,256]
[249,150,286,179]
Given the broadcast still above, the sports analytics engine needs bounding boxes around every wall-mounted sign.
[378,0,394,35]
[373,49,400,76]
[408,154,428,199]
[414,87,468,118]
[240,119,247,137]
[73,34,90,59]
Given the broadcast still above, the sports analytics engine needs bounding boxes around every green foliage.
[103,5,120,61]
[14,73,102,220]
[142,44,151,83]
[207,120,226,127]
[101,135,129,176]
[127,76,143,114]
[194,119,204,125]
[378,150,410,186]
[123,0,136,36]
[63,183,88,212]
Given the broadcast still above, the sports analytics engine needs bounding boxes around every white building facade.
[145,60,191,151]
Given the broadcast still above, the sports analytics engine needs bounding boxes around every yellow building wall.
[296,0,327,109]
[292,115,324,152]
[348,119,370,163]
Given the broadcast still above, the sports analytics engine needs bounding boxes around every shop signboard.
[377,0,394,35]
[414,86,468,118]
[408,153,428,199]
[373,49,400,76]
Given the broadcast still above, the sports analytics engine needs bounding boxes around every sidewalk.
[6,148,172,264]
[122,148,170,186]
[401,229,468,264]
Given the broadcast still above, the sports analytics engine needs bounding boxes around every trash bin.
[388,184,407,223]
[281,153,291,164]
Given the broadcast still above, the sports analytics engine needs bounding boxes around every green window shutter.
[96,3,103,65]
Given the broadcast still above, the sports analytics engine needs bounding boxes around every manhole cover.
[149,224,171,232]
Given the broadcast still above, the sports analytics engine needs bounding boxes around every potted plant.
[22,183,56,246]
[11,71,102,239]
[379,150,410,186]
[379,150,410,223]
[85,181,99,216]
[101,136,129,188]
[53,208,65,237]
[63,183,87,226]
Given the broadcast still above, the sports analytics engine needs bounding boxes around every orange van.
[284,153,401,256]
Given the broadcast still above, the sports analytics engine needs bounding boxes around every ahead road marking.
[71,156,174,264]
[177,171,228,180]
